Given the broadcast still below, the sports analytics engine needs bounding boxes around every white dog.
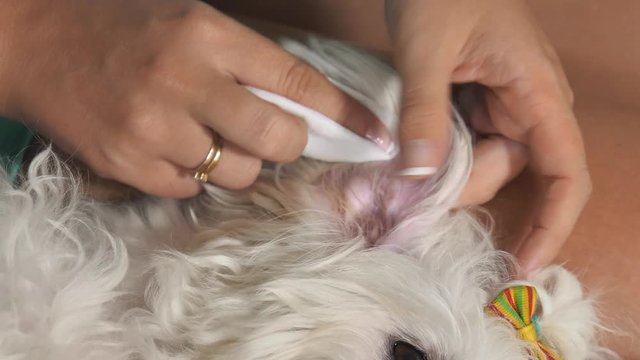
[0,37,611,360]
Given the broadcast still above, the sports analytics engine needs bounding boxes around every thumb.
[396,62,452,178]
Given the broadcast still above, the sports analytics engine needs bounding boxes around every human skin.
[492,2,640,356]
[0,0,384,197]
[0,0,587,276]
[208,0,640,357]
[2,0,635,353]
[211,0,590,284]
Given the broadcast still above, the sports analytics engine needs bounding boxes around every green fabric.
[0,117,34,181]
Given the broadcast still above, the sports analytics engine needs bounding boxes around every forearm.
[205,0,391,51]
[0,0,29,119]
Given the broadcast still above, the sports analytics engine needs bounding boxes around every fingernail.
[397,140,439,178]
[396,167,438,177]
[365,124,394,153]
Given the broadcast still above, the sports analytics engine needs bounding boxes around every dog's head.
[0,35,607,360]
[127,158,602,360]
[0,145,605,360]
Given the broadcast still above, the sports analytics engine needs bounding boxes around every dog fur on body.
[0,37,612,360]
[0,148,607,360]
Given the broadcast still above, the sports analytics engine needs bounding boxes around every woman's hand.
[386,0,591,275]
[0,0,382,197]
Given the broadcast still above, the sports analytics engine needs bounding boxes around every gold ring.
[193,134,223,183]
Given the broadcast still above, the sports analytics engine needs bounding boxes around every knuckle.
[402,86,445,116]
[88,158,114,180]
[140,53,178,88]
[278,60,318,103]
[533,61,570,101]
[172,2,215,36]
[90,145,124,181]
[182,2,233,42]
[125,120,157,150]
[181,9,215,40]
[542,44,561,64]
[122,106,167,149]
[580,170,593,197]
[277,148,303,164]
[538,53,575,107]
[477,190,498,205]
[229,159,262,189]
[534,62,560,87]
[461,186,495,207]
[279,122,306,163]
[399,95,445,140]
[525,95,572,128]
[248,106,289,159]
[526,99,554,123]
[91,118,165,182]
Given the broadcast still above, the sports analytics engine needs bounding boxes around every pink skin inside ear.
[321,166,437,248]
[344,177,378,217]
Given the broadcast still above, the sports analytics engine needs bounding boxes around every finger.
[203,142,262,190]
[456,84,523,138]
[541,44,574,105]
[394,57,452,178]
[456,136,528,207]
[85,137,202,199]
[515,159,591,276]
[161,119,262,190]
[108,159,202,199]
[483,91,513,135]
[496,65,591,275]
[193,80,307,163]
[215,19,390,149]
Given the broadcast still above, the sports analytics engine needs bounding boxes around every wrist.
[0,0,28,119]
[208,0,392,51]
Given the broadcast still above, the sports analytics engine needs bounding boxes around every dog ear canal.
[318,164,431,246]
[392,341,428,360]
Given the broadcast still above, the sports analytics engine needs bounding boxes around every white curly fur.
[0,37,610,360]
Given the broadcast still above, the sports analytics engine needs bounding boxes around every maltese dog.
[0,36,611,360]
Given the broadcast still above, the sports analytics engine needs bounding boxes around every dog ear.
[313,164,434,247]
[310,122,472,248]
[530,266,599,359]
[273,36,474,248]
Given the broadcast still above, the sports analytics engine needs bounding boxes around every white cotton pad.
[246,37,468,182]
[244,37,405,164]
[247,87,395,163]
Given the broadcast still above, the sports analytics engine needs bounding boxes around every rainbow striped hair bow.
[487,285,562,360]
